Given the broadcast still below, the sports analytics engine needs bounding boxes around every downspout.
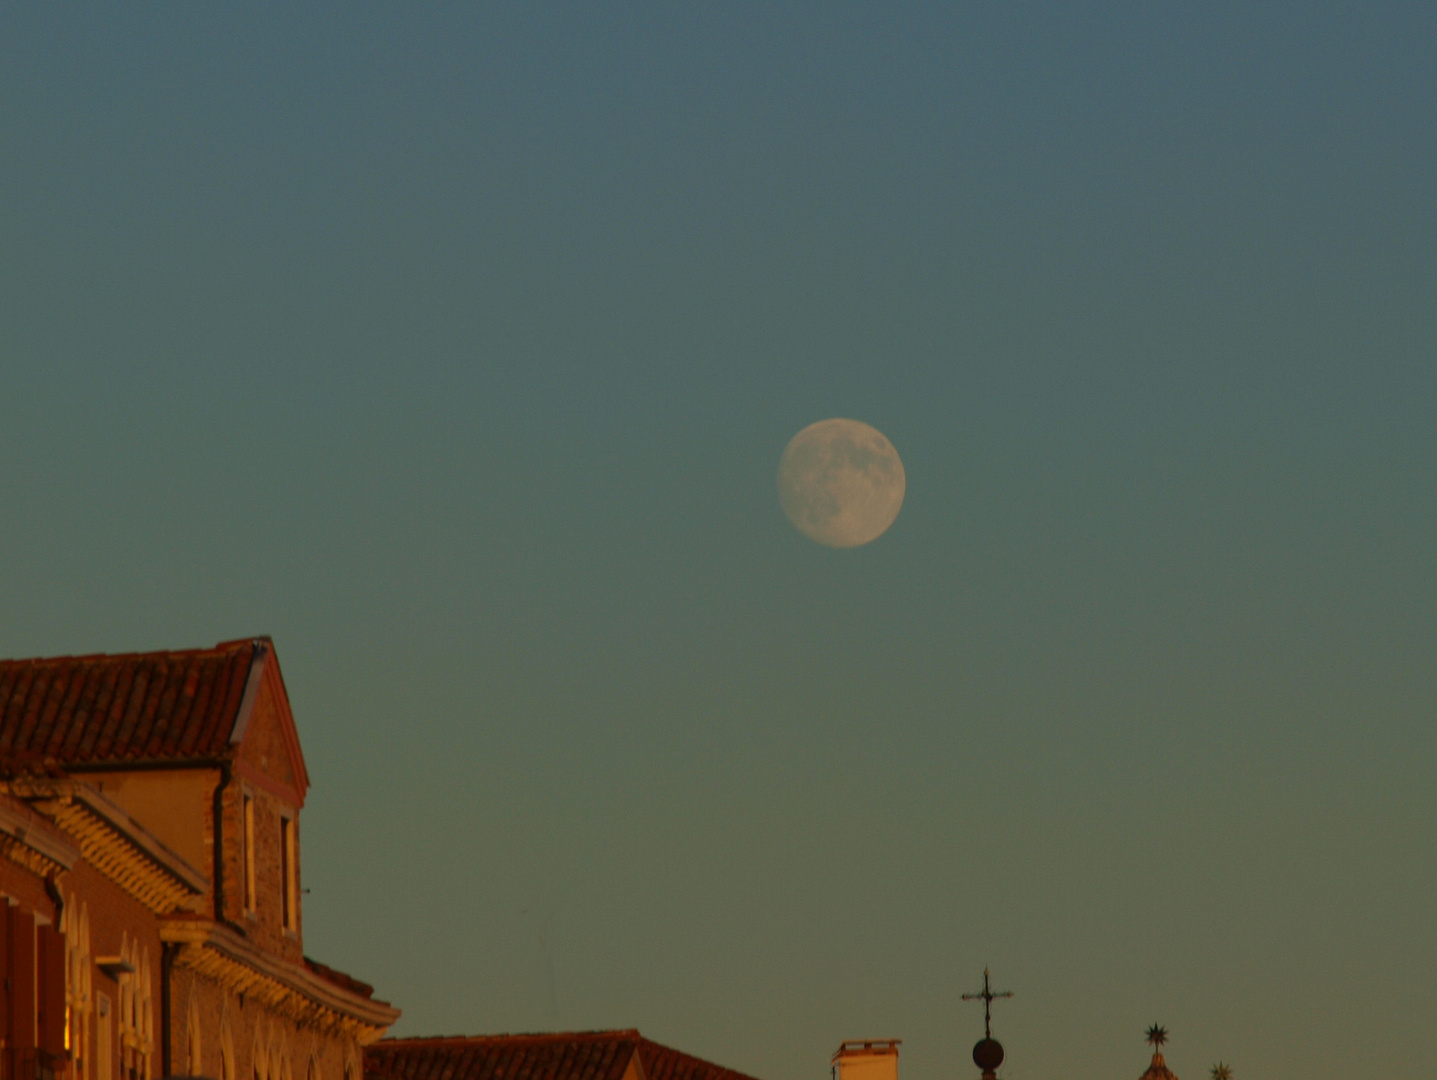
[43,871,64,924]
[212,760,233,922]
[160,942,178,1078]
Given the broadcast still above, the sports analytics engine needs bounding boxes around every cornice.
[0,794,78,876]
[6,779,207,912]
[162,916,400,1041]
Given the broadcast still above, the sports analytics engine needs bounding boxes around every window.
[115,936,153,1080]
[97,993,112,1080]
[252,1025,268,1080]
[138,947,154,1080]
[220,1017,235,1080]
[64,899,92,1080]
[243,793,256,914]
[186,994,202,1076]
[280,816,297,931]
[268,1030,286,1080]
[119,939,134,1078]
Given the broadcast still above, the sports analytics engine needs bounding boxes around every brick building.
[0,639,399,1080]
[0,639,763,1080]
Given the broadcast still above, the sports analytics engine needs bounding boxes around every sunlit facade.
[0,639,399,1080]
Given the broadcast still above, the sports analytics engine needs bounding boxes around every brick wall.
[170,973,358,1080]
[228,781,303,965]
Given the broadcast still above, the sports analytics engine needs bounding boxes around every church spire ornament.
[1138,1025,1178,1080]
[961,969,1012,1080]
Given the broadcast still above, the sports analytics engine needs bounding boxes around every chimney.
[831,1041,901,1080]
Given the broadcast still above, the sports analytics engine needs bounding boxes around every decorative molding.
[234,760,303,811]
[162,917,399,1043]
[0,796,78,876]
[7,779,207,912]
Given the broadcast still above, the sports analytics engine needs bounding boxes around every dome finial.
[962,969,1012,1079]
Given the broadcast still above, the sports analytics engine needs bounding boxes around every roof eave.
[162,916,400,1038]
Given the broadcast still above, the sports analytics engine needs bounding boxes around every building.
[363,1031,761,1080]
[1,638,767,1080]
[830,1041,899,1080]
[0,638,399,1080]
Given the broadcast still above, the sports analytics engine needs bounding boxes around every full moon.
[777,418,906,548]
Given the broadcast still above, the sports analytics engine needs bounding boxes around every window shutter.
[9,907,37,1052]
[37,923,67,1057]
[0,900,9,1047]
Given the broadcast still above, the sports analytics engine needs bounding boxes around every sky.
[2,4,1435,1079]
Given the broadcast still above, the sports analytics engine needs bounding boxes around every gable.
[232,643,310,808]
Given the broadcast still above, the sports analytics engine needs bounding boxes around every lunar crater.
[777,418,905,548]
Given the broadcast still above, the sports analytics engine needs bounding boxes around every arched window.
[270,1032,287,1080]
[116,939,154,1080]
[118,936,135,1080]
[64,899,93,1080]
[137,948,154,1080]
[220,1015,236,1080]
[252,1022,268,1080]
[186,992,202,1076]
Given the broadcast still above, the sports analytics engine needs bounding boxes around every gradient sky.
[3,5,1435,1079]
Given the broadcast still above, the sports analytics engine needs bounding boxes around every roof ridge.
[1,639,258,664]
[377,1031,642,1045]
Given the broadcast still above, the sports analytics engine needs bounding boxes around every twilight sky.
[3,5,1436,1079]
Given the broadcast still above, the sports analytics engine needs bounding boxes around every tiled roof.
[365,1032,640,1080]
[305,957,377,1000]
[0,639,261,768]
[365,1032,761,1080]
[635,1037,760,1080]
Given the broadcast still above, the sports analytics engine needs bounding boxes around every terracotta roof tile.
[365,1033,761,1080]
[366,1032,640,1080]
[635,1039,758,1080]
[0,639,260,769]
[305,957,376,1000]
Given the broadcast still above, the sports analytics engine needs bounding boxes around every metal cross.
[962,968,1013,1039]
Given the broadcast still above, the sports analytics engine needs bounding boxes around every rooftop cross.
[962,969,1013,1040]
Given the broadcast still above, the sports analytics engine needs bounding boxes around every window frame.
[242,790,257,916]
[280,814,297,933]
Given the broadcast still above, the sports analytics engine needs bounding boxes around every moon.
[777,418,906,548]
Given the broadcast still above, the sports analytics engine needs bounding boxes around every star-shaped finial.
[1210,1064,1232,1080]
[1145,1025,1168,1049]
